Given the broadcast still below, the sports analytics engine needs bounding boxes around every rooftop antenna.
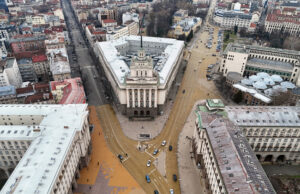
[139,13,145,48]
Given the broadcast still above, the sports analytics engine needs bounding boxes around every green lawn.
[223,31,237,50]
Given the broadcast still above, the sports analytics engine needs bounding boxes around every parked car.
[170,189,174,194]
[169,145,173,151]
[153,149,159,155]
[173,174,177,182]
[154,190,159,194]
[182,89,185,94]
[147,160,151,167]
[161,140,166,146]
[118,154,123,161]
[146,175,151,183]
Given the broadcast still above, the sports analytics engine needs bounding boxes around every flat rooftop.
[0,104,89,193]
[247,58,294,71]
[96,35,184,85]
[226,106,300,127]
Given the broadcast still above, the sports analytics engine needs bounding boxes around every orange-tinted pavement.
[75,106,144,194]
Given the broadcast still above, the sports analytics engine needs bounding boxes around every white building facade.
[0,104,91,193]
[219,43,300,86]
[95,36,184,118]
[0,58,22,88]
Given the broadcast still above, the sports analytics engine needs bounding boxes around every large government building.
[193,99,299,194]
[95,36,184,118]
[0,104,91,193]
[219,43,300,86]
[193,99,300,194]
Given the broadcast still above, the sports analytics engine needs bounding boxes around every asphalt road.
[61,0,107,106]
[63,0,223,193]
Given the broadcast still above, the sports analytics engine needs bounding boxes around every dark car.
[146,175,151,183]
[118,154,123,160]
[173,174,177,182]
[154,190,159,194]
[169,145,173,151]
[182,89,185,94]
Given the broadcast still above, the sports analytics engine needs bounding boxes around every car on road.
[118,154,123,161]
[153,149,159,155]
[161,140,166,146]
[207,77,212,81]
[207,69,212,73]
[182,89,185,94]
[212,54,216,56]
[170,189,174,194]
[173,174,177,182]
[146,175,151,183]
[169,145,173,151]
[154,190,159,194]
[147,160,151,167]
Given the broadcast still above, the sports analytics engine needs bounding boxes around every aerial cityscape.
[0,0,299,193]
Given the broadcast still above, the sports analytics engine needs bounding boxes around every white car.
[147,160,151,167]
[170,189,174,194]
[161,140,166,146]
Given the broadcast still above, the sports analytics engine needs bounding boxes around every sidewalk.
[74,106,144,194]
[177,101,207,194]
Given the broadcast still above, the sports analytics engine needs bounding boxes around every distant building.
[50,78,86,104]
[17,58,38,82]
[31,54,50,81]
[0,85,17,104]
[0,58,22,88]
[16,83,53,104]
[0,104,91,193]
[101,19,117,28]
[194,99,276,194]
[9,34,46,59]
[106,22,139,41]
[122,12,139,25]
[95,36,184,118]
[219,43,300,86]
[264,8,300,35]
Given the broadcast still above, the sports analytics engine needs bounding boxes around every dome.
[264,88,274,96]
[257,72,270,79]
[241,79,253,86]
[280,81,296,89]
[253,81,267,90]
[270,75,283,83]
[272,85,287,92]
[249,75,260,82]
[263,77,275,86]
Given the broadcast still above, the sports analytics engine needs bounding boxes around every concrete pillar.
[126,89,130,108]
[149,89,152,108]
[132,89,135,108]
[144,89,146,108]
[5,169,10,178]
[154,89,157,108]
[138,89,141,107]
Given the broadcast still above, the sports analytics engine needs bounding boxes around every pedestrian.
[97,161,100,165]
[125,153,128,157]
[87,178,89,182]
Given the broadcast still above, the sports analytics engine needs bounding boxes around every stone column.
[126,89,130,108]
[144,89,146,108]
[138,89,141,107]
[132,89,135,108]
[154,89,157,108]
[149,89,152,108]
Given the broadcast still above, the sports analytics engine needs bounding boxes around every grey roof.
[241,78,253,85]
[280,81,296,89]
[215,9,252,20]
[249,75,260,82]
[263,77,275,86]
[257,72,270,79]
[0,85,16,96]
[198,107,276,194]
[226,106,300,127]
[247,58,294,71]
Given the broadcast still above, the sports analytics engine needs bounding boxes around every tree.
[233,91,243,104]
[234,25,238,35]
[224,32,230,42]
[239,27,247,37]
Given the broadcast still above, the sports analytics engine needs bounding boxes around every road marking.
[145,150,155,159]
[149,168,156,175]
[122,156,130,163]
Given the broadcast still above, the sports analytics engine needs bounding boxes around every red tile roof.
[32,54,47,63]
[250,23,256,28]
[102,19,116,23]
[50,77,86,104]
